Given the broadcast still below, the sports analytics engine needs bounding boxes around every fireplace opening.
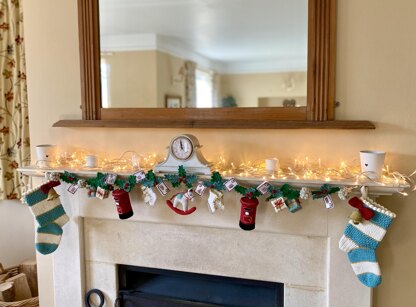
[117,265,284,307]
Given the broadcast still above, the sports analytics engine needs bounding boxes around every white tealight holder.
[360,150,386,179]
[265,158,279,174]
[85,155,98,168]
[35,144,57,168]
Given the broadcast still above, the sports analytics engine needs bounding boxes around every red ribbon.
[348,197,374,220]
[40,180,61,194]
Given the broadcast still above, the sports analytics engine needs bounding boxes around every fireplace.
[29,181,373,307]
[117,265,284,307]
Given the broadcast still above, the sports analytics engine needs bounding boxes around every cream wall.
[22,0,416,307]
[102,51,158,107]
[220,71,307,107]
[0,200,35,267]
[102,50,185,108]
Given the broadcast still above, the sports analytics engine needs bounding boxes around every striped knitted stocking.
[339,197,396,288]
[22,181,69,255]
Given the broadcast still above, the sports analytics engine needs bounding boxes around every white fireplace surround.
[43,181,376,307]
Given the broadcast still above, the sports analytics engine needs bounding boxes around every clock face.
[171,137,194,161]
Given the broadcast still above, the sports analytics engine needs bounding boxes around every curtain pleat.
[0,0,30,200]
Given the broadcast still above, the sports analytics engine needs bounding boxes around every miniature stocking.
[339,197,396,288]
[207,189,224,213]
[141,186,157,206]
[22,181,69,255]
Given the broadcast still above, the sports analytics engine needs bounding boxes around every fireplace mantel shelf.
[18,166,408,196]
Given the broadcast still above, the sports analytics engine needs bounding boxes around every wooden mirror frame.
[60,0,374,129]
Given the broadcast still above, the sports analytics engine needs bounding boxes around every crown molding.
[101,33,306,74]
[100,0,195,9]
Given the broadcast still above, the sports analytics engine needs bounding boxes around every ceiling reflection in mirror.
[99,0,308,108]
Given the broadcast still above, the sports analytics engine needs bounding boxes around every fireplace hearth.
[117,265,284,307]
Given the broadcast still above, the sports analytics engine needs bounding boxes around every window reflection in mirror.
[99,0,308,108]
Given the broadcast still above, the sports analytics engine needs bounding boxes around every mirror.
[99,0,308,109]
[76,0,337,126]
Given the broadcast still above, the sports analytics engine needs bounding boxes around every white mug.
[265,158,279,174]
[85,155,98,168]
[36,144,57,168]
[360,150,386,179]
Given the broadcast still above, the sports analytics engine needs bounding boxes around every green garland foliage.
[141,170,161,188]
[234,185,261,199]
[60,171,77,184]
[86,172,111,190]
[312,184,340,199]
[266,185,284,201]
[164,166,198,189]
[266,184,300,201]
[203,172,226,191]
[281,184,301,200]
[115,175,136,192]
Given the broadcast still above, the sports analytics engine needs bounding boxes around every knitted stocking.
[22,181,69,255]
[339,197,396,288]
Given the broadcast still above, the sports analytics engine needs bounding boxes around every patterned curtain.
[0,0,30,200]
[184,60,196,107]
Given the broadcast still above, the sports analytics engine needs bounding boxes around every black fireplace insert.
[117,265,284,307]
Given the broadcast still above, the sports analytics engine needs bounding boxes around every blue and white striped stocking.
[339,197,396,288]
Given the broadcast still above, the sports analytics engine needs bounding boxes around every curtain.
[184,60,196,107]
[0,0,30,200]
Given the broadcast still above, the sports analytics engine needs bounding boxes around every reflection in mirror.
[99,0,308,109]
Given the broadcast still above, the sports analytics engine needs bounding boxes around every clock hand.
[180,140,183,150]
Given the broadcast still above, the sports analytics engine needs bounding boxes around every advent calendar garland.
[57,167,347,202]
[54,166,353,225]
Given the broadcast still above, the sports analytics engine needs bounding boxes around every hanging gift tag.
[270,197,287,213]
[134,170,146,183]
[96,186,109,200]
[105,173,117,185]
[194,183,207,196]
[256,181,271,195]
[156,182,170,196]
[323,195,335,209]
[224,178,238,191]
[67,184,79,194]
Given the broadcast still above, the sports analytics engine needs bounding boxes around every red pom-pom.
[349,197,363,209]
[40,180,61,194]
[361,207,375,220]
[348,197,375,220]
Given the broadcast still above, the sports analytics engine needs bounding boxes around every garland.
[57,166,344,201]
[312,184,340,199]
[164,166,198,189]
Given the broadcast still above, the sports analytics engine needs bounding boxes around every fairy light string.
[39,152,413,195]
